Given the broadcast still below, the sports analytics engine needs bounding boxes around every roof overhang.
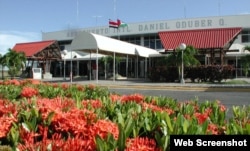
[13,40,62,60]
[159,27,242,51]
[62,51,106,61]
[71,31,160,58]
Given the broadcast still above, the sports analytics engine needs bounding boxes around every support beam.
[145,57,147,79]
[126,55,128,78]
[113,52,116,82]
[220,49,224,65]
[96,49,99,83]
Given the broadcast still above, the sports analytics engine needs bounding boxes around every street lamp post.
[61,50,68,81]
[70,49,73,83]
[179,43,186,84]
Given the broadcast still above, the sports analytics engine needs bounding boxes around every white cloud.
[239,12,250,15]
[0,31,41,55]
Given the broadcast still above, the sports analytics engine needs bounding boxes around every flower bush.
[0,79,249,151]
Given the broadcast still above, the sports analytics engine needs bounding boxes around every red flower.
[204,108,212,116]
[110,94,122,102]
[10,79,21,85]
[0,99,18,138]
[30,79,41,85]
[82,100,103,109]
[88,84,95,90]
[194,112,209,124]
[21,87,38,98]
[125,137,162,151]
[36,97,76,120]
[207,123,219,135]
[141,102,174,115]
[22,79,41,85]
[61,83,69,90]
[77,85,85,91]
[52,83,59,88]
[220,105,226,112]
[92,119,119,139]
[0,117,17,138]
[121,94,144,103]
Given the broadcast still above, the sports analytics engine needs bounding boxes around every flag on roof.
[117,19,128,28]
[109,19,119,28]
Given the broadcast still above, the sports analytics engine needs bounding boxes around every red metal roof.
[12,40,56,57]
[158,27,242,50]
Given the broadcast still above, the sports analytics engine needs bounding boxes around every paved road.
[109,88,250,117]
[109,88,249,102]
[44,78,250,117]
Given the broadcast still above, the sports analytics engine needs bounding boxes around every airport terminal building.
[42,14,250,79]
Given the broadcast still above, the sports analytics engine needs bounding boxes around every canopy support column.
[89,51,92,81]
[96,49,99,83]
[145,57,147,79]
[220,49,224,65]
[136,55,139,78]
[113,52,116,82]
[236,55,238,78]
[70,49,73,84]
[76,60,79,76]
[126,54,128,78]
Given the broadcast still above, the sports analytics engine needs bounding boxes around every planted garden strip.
[0,79,249,151]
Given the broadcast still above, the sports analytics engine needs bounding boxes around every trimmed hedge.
[148,65,234,83]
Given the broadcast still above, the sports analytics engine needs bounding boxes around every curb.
[95,84,250,92]
[41,79,250,92]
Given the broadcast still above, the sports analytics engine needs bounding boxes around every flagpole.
[113,0,116,19]
[113,0,119,40]
[117,27,120,40]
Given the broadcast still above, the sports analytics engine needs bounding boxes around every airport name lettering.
[139,18,225,31]
[139,22,170,31]
[67,18,225,37]
[173,138,247,147]
[176,19,212,28]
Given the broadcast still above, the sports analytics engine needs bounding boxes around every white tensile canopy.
[61,51,106,61]
[71,31,159,57]
[226,43,250,78]
[70,31,160,82]
[227,43,246,56]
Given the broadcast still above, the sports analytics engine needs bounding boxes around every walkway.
[42,77,250,92]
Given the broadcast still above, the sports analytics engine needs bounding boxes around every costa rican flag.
[109,19,119,28]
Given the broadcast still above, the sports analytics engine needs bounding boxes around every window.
[60,45,65,50]
[156,39,163,49]
[241,30,250,43]
[120,36,141,45]
[144,37,150,47]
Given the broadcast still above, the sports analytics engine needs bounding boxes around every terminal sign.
[70,18,226,37]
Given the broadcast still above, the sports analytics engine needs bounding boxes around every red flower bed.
[0,79,249,151]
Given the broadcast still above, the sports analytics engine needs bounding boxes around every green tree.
[100,56,112,79]
[0,53,8,80]
[244,45,250,51]
[3,48,26,79]
[0,54,3,79]
[165,45,200,80]
[100,55,121,79]
[241,46,250,77]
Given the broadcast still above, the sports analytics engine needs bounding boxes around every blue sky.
[1,0,250,54]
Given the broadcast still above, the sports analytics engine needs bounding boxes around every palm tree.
[241,46,250,77]
[4,48,26,79]
[0,54,3,79]
[0,54,8,80]
[244,45,250,51]
[165,45,200,81]
[100,55,121,79]
[100,56,112,79]
[241,55,250,77]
